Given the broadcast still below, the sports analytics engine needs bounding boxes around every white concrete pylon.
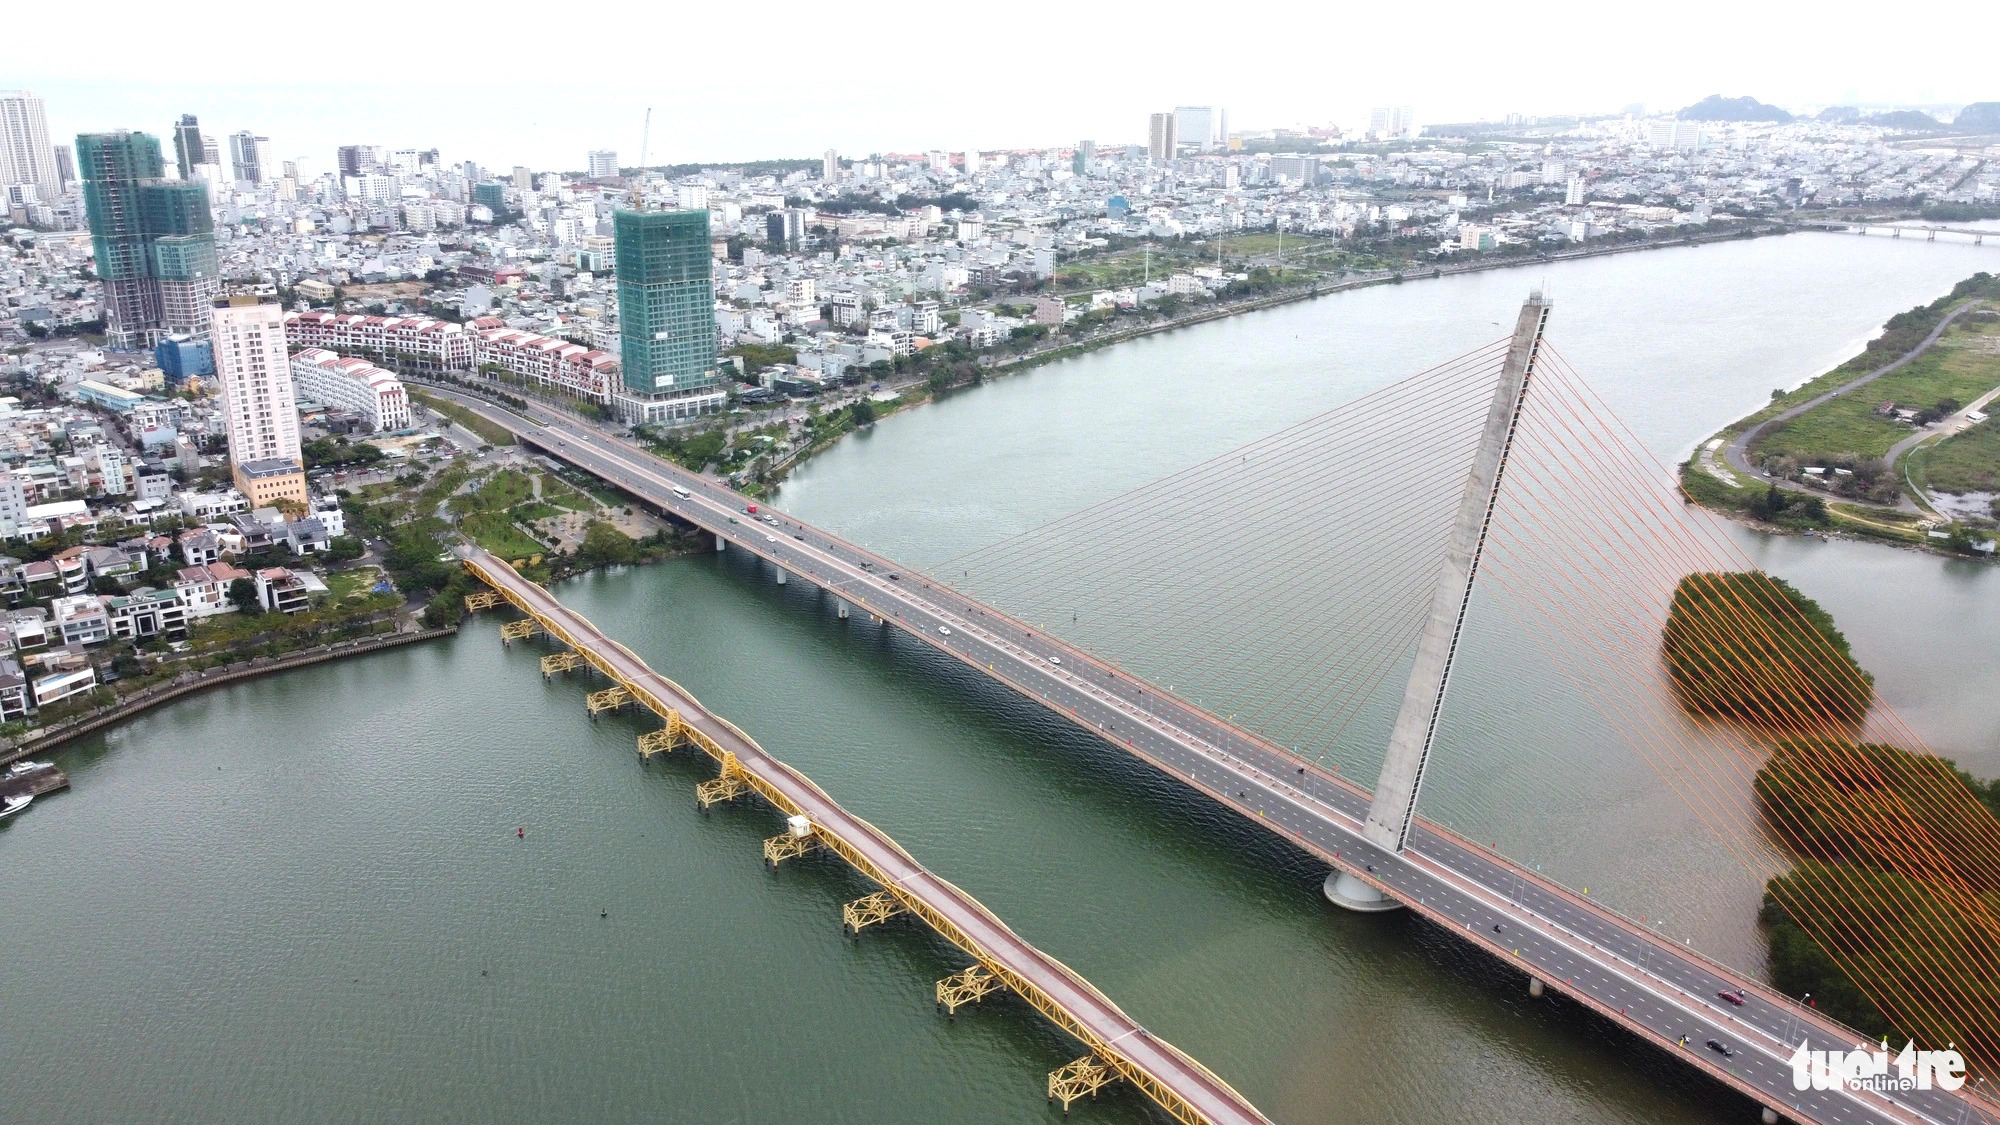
[1328,293,1551,912]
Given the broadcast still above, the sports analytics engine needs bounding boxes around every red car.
[746,504,759,514]
[1717,989,1746,1006]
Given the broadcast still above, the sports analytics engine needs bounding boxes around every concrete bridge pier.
[1325,870,1400,912]
[1761,1108,1779,1125]
[715,534,726,552]
[774,565,786,586]
[837,600,850,619]
[1527,977,1545,998]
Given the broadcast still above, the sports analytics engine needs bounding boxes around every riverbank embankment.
[0,626,458,767]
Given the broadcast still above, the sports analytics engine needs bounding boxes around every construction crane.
[630,107,652,211]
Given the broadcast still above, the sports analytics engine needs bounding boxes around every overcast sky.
[21,0,1997,174]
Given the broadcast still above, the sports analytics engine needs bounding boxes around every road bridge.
[460,546,1272,1125]
[1796,221,1994,246]
[426,381,1995,1125]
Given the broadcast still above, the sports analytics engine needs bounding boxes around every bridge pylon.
[1331,293,1550,913]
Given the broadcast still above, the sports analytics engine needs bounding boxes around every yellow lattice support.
[936,965,1004,1014]
[695,751,752,809]
[1048,1056,1118,1111]
[842,890,908,936]
[464,590,504,612]
[499,619,541,643]
[586,685,633,715]
[541,651,586,677]
[763,828,822,867]
[636,713,685,757]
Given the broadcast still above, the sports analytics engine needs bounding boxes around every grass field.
[536,474,594,511]
[1756,317,2000,463]
[1909,417,2000,493]
[326,566,386,602]
[474,469,536,509]
[461,511,546,560]
[412,390,515,446]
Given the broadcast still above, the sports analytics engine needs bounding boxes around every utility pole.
[1328,293,1552,912]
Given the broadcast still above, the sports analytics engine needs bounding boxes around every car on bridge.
[1717,989,1746,1006]
[1705,1039,1734,1058]
[938,626,952,636]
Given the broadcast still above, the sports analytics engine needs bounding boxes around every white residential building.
[290,348,411,432]
[213,298,307,509]
[284,311,475,372]
[214,300,302,467]
[472,323,618,402]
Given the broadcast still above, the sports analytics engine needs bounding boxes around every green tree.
[576,521,638,568]
[227,577,262,615]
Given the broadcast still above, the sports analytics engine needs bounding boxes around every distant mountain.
[1816,106,1861,124]
[1953,102,2000,131]
[1679,95,1794,123]
[1866,110,1943,131]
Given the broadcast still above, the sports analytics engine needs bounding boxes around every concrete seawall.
[0,626,458,767]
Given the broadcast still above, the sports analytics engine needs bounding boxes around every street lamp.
[1785,993,1811,1046]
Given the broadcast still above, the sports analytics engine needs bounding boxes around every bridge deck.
[461,549,1271,1125]
[432,387,1997,1125]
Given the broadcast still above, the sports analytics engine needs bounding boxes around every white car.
[938,626,952,636]
[765,535,777,543]
[1048,655,1061,665]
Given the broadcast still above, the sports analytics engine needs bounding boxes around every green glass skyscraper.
[78,129,220,349]
[614,207,723,423]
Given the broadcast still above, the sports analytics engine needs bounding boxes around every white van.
[672,485,692,499]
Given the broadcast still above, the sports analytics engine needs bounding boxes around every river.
[6,232,1998,1124]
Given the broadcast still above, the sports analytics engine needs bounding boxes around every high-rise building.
[512,165,533,190]
[613,207,723,423]
[336,144,375,178]
[0,91,61,205]
[1565,176,1586,206]
[1073,139,1095,176]
[52,145,74,192]
[229,132,271,184]
[200,134,221,169]
[172,114,203,180]
[1369,107,1415,139]
[766,207,805,250]
[1174,106,1221,153]
[822,148,839,182]
[1148,113,1178,163]
[77,130,221,349]
[587,149,618,178]
[211,297,307,509]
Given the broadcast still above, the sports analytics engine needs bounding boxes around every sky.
[19,0,1998,174]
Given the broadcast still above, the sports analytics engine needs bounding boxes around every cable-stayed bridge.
[431,296,1998,1125]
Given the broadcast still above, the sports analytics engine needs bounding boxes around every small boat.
[5,761,52,776]
[0,794,31,820]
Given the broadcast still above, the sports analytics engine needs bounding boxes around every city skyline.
[21,0,1999,177]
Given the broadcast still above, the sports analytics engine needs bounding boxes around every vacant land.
[1754,314,2000,464]
[1910,416,2000,493]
